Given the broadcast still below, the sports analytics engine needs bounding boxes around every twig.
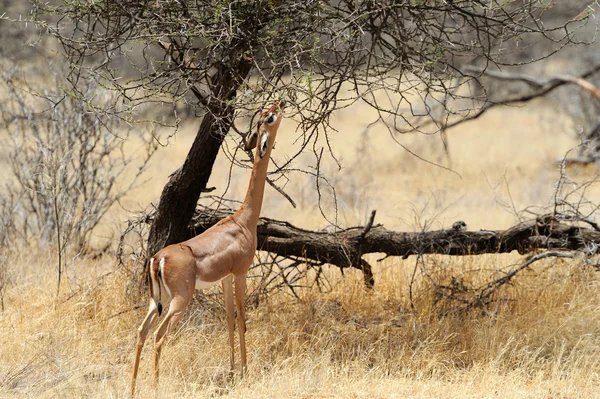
[452,63,600,129]
[360,210,377,239]
[470,251,575,309]
[104,305,144,321]
[266,176,297,208]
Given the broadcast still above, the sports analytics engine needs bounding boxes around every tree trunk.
[146,113,225,257]
[147,61,252,258]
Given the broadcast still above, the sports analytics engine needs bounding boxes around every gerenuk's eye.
[265,113,277,125]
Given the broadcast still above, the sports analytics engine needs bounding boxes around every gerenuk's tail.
[148,257,163,316]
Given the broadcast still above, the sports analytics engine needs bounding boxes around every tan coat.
[131,100,286,396]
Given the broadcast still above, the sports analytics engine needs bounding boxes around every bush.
[0,61,156,286]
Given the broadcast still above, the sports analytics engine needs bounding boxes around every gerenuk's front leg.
[222,274,235,373]
[234,273,248,375]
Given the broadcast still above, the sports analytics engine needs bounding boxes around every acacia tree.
[22,0,593,258]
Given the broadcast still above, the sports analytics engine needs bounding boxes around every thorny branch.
[422,63,600,133]
[454,65,600,166]
[15,0,597,228]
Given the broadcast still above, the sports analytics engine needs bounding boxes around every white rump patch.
[149,258,160,301]
[196,275,228,290]
[159,257,172,298]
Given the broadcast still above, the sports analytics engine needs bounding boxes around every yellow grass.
[2,95,600,398]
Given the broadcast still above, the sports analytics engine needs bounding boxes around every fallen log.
[187,209,600,288]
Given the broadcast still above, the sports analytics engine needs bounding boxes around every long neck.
[235,135,275,229]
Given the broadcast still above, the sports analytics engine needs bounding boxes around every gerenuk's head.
[244,99,286,158]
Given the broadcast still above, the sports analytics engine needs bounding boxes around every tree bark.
[147,61,252,258]
[184,210,600,286]
[146,114,224,257]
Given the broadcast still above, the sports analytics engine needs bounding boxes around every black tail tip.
[157,302,163,316]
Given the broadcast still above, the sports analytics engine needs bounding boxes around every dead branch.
[453,63,600,129]
[468,251,575,310]
[182,209,600,287]
[470,67,600,167]
[464,67,600,98]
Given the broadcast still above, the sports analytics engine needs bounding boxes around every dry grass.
[1,251,599,398]
[1,97,600,398]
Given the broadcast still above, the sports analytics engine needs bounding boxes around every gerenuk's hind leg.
[131,299,159,397]
[152,295,190,390]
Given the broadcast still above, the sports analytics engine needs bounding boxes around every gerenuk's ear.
[244,131,258,151]
[259,131,269,158]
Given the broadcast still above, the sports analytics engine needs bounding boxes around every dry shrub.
[0,61,158,297]
[0,61,157,256]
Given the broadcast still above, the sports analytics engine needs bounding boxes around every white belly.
[195,275,227,290]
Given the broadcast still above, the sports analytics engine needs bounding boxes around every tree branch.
[469,250,575,310]
[180,210,600,287]
[452,63,600,129]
